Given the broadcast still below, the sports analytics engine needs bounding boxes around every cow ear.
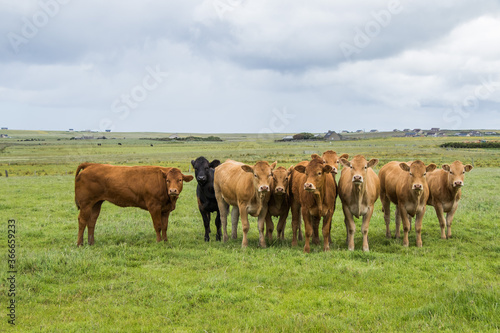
[399,162,410,172]
[182,174,194,182]
[442,164,450,172]
[339,153,349,160]
[340,158,351,168]
[294,165,306,174]
[426,164,437,173]
[311,154,321,160]
[191,160,195,167]
[241,165,254,173]
[161,170,168,179]
[270,161,277,170]
[367,158,379,168]
[464,164,473,172]
[323,164,333,174]
[209,159,221,168]
[287,165,294,175]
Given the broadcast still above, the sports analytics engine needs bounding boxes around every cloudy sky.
[1,0,500,133]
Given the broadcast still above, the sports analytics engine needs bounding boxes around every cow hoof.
[348,246,354,251]
[363,247,369,252]
[323,246,330,252]
[204,238,210,242]
[223,235,229,242]
[291,240,298,247]
[303,246,310,253]
[216,234,222,241]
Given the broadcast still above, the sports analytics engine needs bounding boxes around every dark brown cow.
[74,163,193,246]
[291,155,335,253]
[426,160,473,239]
[214,159,276,248]
[379,160,436,247]
[267,166,294,240]
[338,155,380,251]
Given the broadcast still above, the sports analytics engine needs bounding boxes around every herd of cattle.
[74,151,473,252]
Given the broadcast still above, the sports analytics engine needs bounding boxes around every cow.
[289,151,348,244]
[291,155,335,253]
[338,155,380,251]
[214,159,277,248]
[191,156,221,242]
[426,160,473,239]
[74,163,193,246]
[267,165,294,240]
[379,160,436,247]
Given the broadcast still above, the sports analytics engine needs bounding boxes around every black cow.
[191,156,221,241]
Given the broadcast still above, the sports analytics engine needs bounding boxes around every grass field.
[0,130,499,332]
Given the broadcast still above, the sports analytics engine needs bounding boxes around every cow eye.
[285,177,288,181]
[450,171,453,175]
[364,166,367,169]
[317,172,322,176]
[424,173,427,176]
[462,171,465,174]
[409,172,413,176]
[254,174,258,178]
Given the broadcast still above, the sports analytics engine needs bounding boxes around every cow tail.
[74,162,93,210]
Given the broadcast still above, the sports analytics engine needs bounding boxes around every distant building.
[403,128,410,132]
[341,130,349,133]
[370,129,378,133]
[324,130,341,141]
[0,134,10,138]
[405,132,417,137]
[105,129,111,133]
[282,135,293,141]
[455,132,469,137]
[68,129,74,132]
[393,129,400,132]
[430,127,440,132]
[1,127,8,130]
[169,134,180,139]
[356,129,364,133]
[413,128,423,134]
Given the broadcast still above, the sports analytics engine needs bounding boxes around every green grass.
[0,131,499,332]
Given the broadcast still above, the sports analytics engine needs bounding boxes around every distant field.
[0,130,499,332]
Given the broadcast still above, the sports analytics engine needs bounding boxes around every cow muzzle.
[453,180,464,188]
[412,184,423,191]
[304,182,316,192]
[169,189,179,196]
[196,176,207,184]
[258,185,270,192]
[275,186,285,194]
[331,167,338,174]
[352,175,363,184]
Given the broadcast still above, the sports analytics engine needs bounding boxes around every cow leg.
[161,211,171,242]
[200,208,211,242]
[257,207,268,248]
[298,209,303,241]
[215,210,222,241]
[322,214,332,252]
[231,205,239,240]
[239,204,250,248]
[395,206,401,239]
[276,210,289,240]
[415,208,425,247]
[149,207,163,242]
[361,207,373,252]
[290,201,301,247]
[302,211,313,253]
[432,203,446,239]
[382,196,392,238]
[342,204,355,251]
[217,199,230,242]
[265,212,274,243]
[398,204,410,247]
[77,206,91,246]
[445,204,458,239]
[87,201,103,246]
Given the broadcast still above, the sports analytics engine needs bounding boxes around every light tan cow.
[267,166,294,240]
[321,150,349,175]
[214,159,276,248]
[338,155,380,251]
[426,160,473,239]
[379,160,436,247]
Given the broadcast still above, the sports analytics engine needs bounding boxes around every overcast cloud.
[1,0,499,133]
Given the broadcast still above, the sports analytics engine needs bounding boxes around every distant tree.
[293,132,315,140]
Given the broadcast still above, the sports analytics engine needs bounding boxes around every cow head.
[191,157,220,185]
[399,160,436,193]
[442,160,473,189]
[340,155,378,185]
[241,161,277,194]
[162,168,194,197]
[322,150,349,174]
[294,155,333,192]
[271,165,293,196]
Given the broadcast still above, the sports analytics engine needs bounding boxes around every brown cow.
[74,163,193,246]
[379,160,436,247]
[291,155,335,253]
[338,155,380,251]
[426,160,473,239]
[267,165,294,240]
[214,159,277,248]
[289,151,348,243]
